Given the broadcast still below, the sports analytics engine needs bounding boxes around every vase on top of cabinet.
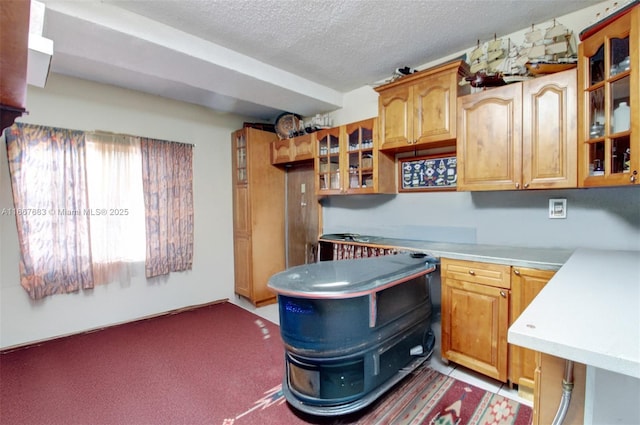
[375,60,470,153]
[315,118,395,195]
[578,3,639,186]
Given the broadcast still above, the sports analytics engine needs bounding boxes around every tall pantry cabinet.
[231,128,285,306]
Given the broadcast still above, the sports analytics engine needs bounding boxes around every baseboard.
[0,298,229,354]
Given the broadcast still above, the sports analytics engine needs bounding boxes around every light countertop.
[319,235,574,270]
[321,235,639,378]
[508,248,640,379]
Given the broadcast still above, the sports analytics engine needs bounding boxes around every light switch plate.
[549,198,567,219]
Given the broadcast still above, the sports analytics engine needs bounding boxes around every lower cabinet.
[441,258,511,382]
[509,267,556,397]
[533,353,586,425]
[441,258,556,388]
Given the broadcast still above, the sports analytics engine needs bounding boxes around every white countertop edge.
[508,248,640,380]
[508,329,640,380]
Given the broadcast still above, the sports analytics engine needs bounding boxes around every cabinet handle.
[468,270,475,276]
[514,269,520,276]
[500,291,507,298]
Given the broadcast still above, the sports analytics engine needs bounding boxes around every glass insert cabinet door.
[316,127,341,193]
[346,120,375,191]
[315,118,378,195]
[234,130,247,184]
[578,5,638,186]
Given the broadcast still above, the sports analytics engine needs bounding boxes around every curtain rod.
[91,129,195,147]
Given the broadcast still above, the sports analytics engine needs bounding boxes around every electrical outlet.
[549,198,567,219]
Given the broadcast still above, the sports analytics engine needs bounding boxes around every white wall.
[323,0,640,252]
[322,188,640,251]
[0,74,247,349]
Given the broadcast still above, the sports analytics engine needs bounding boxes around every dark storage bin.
[268,253,437,416]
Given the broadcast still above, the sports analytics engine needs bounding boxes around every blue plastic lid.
[268,253,436,299]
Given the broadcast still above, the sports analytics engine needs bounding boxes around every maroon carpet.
[0,301,532,425]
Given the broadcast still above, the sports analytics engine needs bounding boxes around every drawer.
[441,258,511,289]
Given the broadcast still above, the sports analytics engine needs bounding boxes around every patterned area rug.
[228,363,533,425]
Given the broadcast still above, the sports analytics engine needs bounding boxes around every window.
[4,123,193,299]
[85,133,147,284]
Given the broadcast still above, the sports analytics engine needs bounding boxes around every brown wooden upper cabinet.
[0,0,30,131]
[375,61,470,153]
[577,3,638,187]
[315,118,395,195]
[456,69,577,191]
[271,133,315,165]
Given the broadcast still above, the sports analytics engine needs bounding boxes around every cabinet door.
[378,84,412,150]
[441,276,510,382]
[316,127,343,194]
[270,138,291,165]
[509,267,555,394]
[457,84,523,191]
[345,118,396,194]
[522,69,577,189]
[232,130,248,185]
[413,71,456,145]
[534,353,586,425]
[292,133,314,162]
[233,235,252,299]
[578,6,639,187]
[233,186,250,235]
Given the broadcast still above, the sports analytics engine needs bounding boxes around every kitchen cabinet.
[231,127,285,306]
[577,3,639,187]
[509,267,555,398]
[315,117,395,195]
[271,133,315,165]
[533,353,586,425]
[0,0,30,131]
[441,258,511,382]
[441,258,557,386]
[375,60,470,153]
[457,68,577,191]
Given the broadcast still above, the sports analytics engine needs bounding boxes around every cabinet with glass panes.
[315,118,395,195]
[577,3,638,187]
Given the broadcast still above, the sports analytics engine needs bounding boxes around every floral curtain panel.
[4,124,195,299]
[140,138,194,278]
[4,123,94,299]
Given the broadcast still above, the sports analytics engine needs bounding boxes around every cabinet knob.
[500,291,507,298]
[468,270,475,276]
[631,170,638,183]
[515,183,520,189]
[523,183,529,189]
[514,269,520,276]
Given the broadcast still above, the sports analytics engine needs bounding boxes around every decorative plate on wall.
[274,113,300,139]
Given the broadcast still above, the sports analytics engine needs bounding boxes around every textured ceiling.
[40,0,604,121]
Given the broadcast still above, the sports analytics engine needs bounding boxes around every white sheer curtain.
[85,132,146,285]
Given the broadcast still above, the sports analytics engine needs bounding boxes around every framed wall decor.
[398,153,457,192]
